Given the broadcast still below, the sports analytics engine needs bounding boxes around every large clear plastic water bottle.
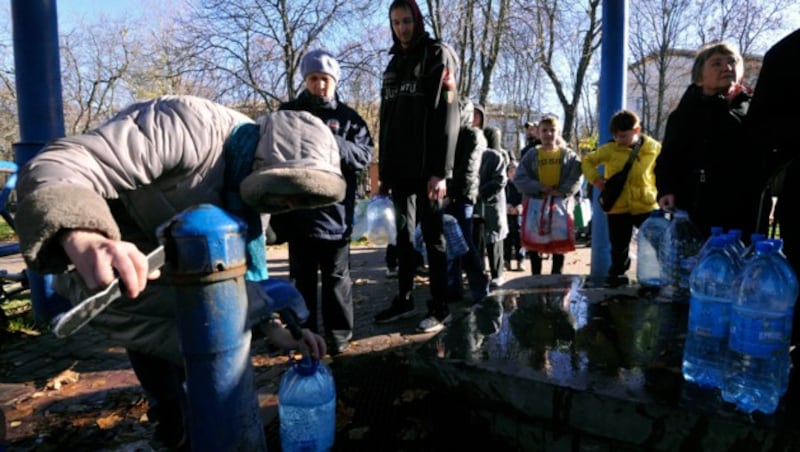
[727,229,746,256]
[740,233,767,263]
[636,210,669,287]
[767,238,794,265]
[722,241,799,414]
[722,232,745,269]
[696,226,725,262]
[683,235,740,388]
[730,233,768,308]
[658,210,703,301]
[767,239,800,394]
[365,196,396,246]
[279,357,336,451]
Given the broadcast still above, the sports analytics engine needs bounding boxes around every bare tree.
[126,7,223,101]
[454,1,477,96]
[173,0,374,112]
[2,0,799,161]
[500,11,546,125]
[628,0,796,140]
[425,0,445,39]
[693,0,798,55]
[0,28,18,161]
[521,0,601,142]
[476,0,511,106]
[629,0,694,139]
[59,24,136,135]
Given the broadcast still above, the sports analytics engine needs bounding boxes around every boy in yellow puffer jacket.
[581,110,661,287]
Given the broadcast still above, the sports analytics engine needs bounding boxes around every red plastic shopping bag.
[521,195,576,254]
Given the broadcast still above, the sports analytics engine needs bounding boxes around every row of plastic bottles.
[637,210,746,299]
[637,212,799,414]
[637,209,703,297]
[681,230,798,414]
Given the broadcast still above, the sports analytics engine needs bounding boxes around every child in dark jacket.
[504,160,525,271]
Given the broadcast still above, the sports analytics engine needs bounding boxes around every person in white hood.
[15,95,345,448]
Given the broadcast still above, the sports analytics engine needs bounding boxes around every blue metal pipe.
[590,0,628,284]
[159,204,266,451]
[10,0,70,322]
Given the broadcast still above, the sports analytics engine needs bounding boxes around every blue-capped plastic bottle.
[279,356,336,451]
[722,241,799,414]
[636,210,669,287]
[658,210,704,301]
[682,235,740,388]
[696,226,725,262]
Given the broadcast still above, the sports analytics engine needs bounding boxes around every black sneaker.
[604,275,629,288]
[374,296,417,323]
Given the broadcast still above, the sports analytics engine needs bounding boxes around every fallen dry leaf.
[46,369,80,390]
[96,413,123,430]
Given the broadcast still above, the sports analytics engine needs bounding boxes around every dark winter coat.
[655,84,760,238]
[746,28,800,232]
[272,90,374,241]
[506,177,523,207]
[448,102,485,204]
[477,146,508,243]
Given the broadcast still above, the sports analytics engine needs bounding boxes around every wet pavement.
[411,276,800,450]
[5,243,798,450]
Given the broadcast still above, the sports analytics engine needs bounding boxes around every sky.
[57,0,172,31]
[57,0,151,23]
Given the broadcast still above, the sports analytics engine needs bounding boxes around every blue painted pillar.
[590,0,628,284]
[158,204,266,451]
[10,0,70,321]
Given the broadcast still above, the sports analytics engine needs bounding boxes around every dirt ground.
[1,241,594,451]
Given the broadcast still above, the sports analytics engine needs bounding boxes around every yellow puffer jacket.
[581,134,660,215]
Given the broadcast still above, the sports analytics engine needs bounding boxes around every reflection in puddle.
[434,277,688,395]
[418,278,797,425]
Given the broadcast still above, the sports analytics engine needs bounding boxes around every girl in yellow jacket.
[581,110,661,287]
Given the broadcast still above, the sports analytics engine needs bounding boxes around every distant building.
[626,48,762,139]
[482,106,543,160]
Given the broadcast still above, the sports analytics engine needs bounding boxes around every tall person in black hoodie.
[374,0,460,334]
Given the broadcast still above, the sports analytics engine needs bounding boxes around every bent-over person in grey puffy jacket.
[15,95,343,448]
